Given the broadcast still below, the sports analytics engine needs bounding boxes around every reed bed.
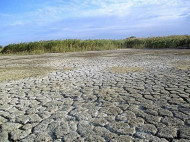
[1,35,190,54]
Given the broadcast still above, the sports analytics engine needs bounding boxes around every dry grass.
[0,57,52,82]
[175,65,190,70]
[62,67,73,71]
[109,66,146,73]
[174,63,190,70]
[0,66,53,81]
[0,53,76,82]
[173,60,190,70]
[172,52,190,56]
[12,59,47,65]
[71,52,103,58]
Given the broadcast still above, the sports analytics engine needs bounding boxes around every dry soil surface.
[0,49,190,142]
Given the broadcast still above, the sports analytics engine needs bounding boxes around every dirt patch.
[7,59,48,66]
[109,66,146,73]
[0,66,53,81]
[175,65,190,70]
[71,52,104,58]
[172,51,190,56]
[62,68,73,71]
[174,61,190,70]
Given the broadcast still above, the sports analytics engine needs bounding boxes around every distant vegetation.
[1,35,190,54]
[124,35,190,49]
[0,45,3,52]
[1,40,124,54]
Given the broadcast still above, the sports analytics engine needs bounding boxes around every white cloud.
[29,0,190,21]
[2,0,190,39]
[2,0,186,27]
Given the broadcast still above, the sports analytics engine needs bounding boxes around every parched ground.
[0,49,190,142]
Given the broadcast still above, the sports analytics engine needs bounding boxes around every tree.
[129,36,136,39]
[126,36,136,39]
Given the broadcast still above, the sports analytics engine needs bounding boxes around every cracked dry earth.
[0,49,190,142]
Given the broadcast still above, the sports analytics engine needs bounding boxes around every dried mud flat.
[0,49,190,142]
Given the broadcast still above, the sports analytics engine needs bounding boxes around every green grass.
[1,39,124,54]
[0,46,3,52]
[1,35,190,54]
[124,35,190,49]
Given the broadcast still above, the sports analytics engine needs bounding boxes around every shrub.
[124,35,190,49]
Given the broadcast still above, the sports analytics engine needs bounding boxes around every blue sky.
[0,0,190,45]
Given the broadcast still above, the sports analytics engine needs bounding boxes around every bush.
[124,35,190,49]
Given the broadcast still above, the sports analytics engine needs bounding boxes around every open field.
[0,49,190,141]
